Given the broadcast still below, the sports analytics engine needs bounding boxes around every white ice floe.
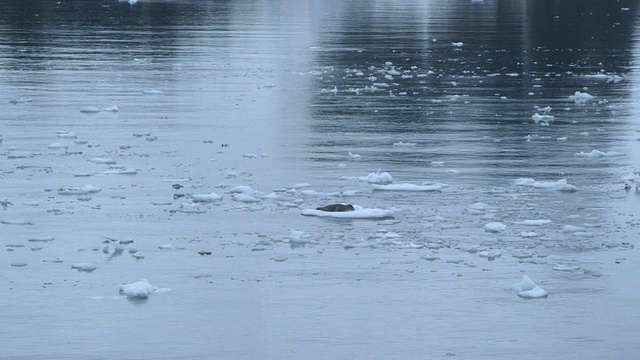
[514,178,578,192]
[143,89,164,95]
[228,185,256,195]
[301,205,394,219]
[574,150,624,158]
[514,219,551,226]
[562,225,586,233]
[102,168,137,175]
[88,157,117,165]
[57,185,101,195]
[484,222,506,233]
[569,91,594,104]
[360,170,393,185]
[531,113,554,124]
[451,42,464,47]
[371,183,443,192]
[80,106,101,113]
[57,131,77,139]
[552,264,580,272]
[393,142,417,147]
[48,142,68,150]
[512,275,548,299]
[232,193,260,203]
[190,192,223,203]
[119,279,156,300]
[289,229,313,244]
[348,152,361,161]
[71,263,97,273]
[520,231,538,238]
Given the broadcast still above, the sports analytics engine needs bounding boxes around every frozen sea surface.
[1,0,640,359]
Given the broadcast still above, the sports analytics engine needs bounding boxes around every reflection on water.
[1,0,640,359]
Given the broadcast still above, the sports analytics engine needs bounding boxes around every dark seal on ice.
[316,204,355,212]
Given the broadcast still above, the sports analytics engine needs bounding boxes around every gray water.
[1,0,640,359]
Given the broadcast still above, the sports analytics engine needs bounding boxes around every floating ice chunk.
[446,169,461,174]
[371,183,442,192]
[569,91,594,104]
[176,202,206,214]
[520,231,538,238]
[451,42,464,47]
[71,263,97,273]
[80,106,101,113]
[102,168,137,175]
[48,142,68,150]
[514,178,578,192]
[301,205,394,219]
[232,193,260,203]
[514,219,551,226]
[512,275,548,299]
[348,152,361,161]
[119,279,156,300]
[57,131,77,139]
[360,170,393,185]
[552,264,580,272]
[191,192,223,203]
[101,105,119,112]
[478,250,502,260]
[532,113,554,123]
[57,185,101,195]
[467,202,491,215]
[228,185,256,195]
[574,150,624,158]
[143,89,164,95]
[158,244,174,250]
[289,229,313,244]
[89,157,117,165]
[557,137,567,141]
[484,222,506,233]
[562,225,585,233]
[393,142,417,147]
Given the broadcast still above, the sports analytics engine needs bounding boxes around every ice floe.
[57,185,102,195]
[514,178,578,192]
[190,192,223,203]
[569,91,594,104]
[484,222,506,233]
[512,275,548,299]
[574,150,624,158]
[514,219,551,226]
[371,183,443,192]
[301,205,394,219]
[71,263,97,273]
[119,279,156,300]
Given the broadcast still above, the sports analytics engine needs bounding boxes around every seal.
[315,204,355,212]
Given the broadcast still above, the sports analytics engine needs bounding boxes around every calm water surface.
[1,0,640,359]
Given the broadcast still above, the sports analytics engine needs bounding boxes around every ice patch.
[119,279,156,300]
[484,222,506,233]
[371,183,443,192]
[574,150,624,158]
[514,219,551,226]
[512,275,548,299]
[301,205,394,219]
[190,192,223,203]
[514,178,578,192]
[569,91,594,104]
[71,263,97,273]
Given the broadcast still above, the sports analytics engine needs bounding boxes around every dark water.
[1,1,640,359]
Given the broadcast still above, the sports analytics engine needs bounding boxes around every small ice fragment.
[191,192,223,203]
[569,91,594,104]
[88,157,117,164]
[143,89,164,95]
[371,183,442,192]
[80,106,101,113]
[512,275,548,299]
[484,222,506,233]
[451,42,464,47]
[348,152,361,161]
[71,263,97,273]
[562,225,585,233]
[48,142,68,150]
[119,279,156,300]
[101,105,119,112]
[232,193,260,203]
[28,236,54,242]
[514,219,551,226]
